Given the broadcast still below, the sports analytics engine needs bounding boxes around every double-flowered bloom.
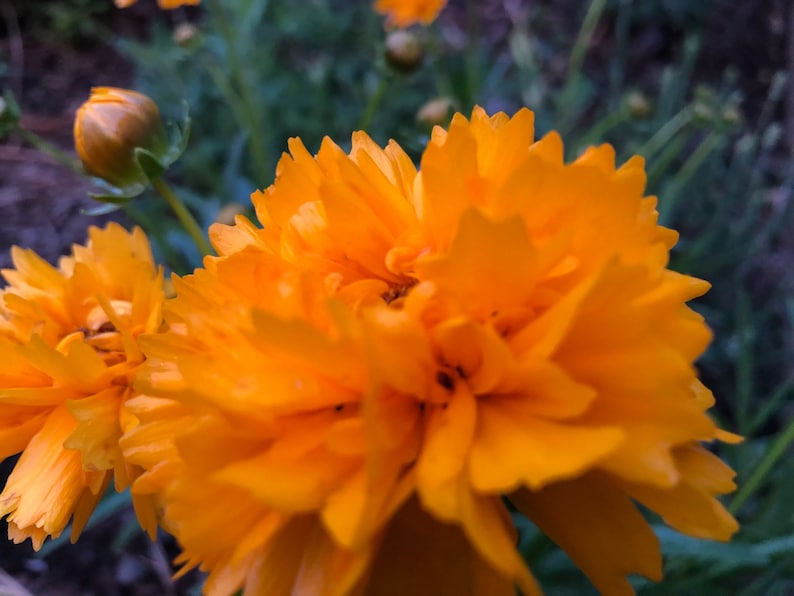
[115,107,739,594]
[0,224,164,548]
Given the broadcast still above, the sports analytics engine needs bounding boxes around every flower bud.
[173,23,202,49]
[624,91,651,119]
[384,30,423,72]
[722,105,742,126]
[74,87,169,189]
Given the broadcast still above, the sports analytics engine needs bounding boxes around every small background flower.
[0,224,164,549]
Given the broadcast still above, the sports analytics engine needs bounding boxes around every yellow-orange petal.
[469,399,623,492]
[0,405,107,549]
[620,444,739,541]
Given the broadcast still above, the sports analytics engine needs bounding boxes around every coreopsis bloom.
[115,0,200,8]
[374,0,447,27]
[126,107,739,594]
[0,224,164,549]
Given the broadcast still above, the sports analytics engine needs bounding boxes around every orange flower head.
[128,107,739,594]
[74,87,168,188]
[115,0,200,8]
[374,0,447,27]
[0,223,164,549]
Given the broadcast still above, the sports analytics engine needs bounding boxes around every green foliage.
[15,0,110,42]
[119,1,794,589]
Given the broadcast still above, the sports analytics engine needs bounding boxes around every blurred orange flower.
[0,224,164,549]
[115,0,200,8]
[126,107,739,594]
[374,0,447,27]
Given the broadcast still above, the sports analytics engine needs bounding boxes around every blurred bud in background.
[385,30,423,72]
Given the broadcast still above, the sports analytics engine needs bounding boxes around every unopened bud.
[173,23,202,49]
[416,97,453,129]
[385,30,423,72]
[74,87,169,189]
[722,105,742,126]
[215,203,247,226]
[693,101,713,124]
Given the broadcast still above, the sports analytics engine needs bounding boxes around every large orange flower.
[374,0,447,27]
[0,224,164,549]
[127,107,739,594]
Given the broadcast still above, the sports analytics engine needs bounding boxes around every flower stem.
[729,416,794,515]
[151,178,213,256]
[206,0,270,184]
[358,76,390,131]
[15,126,83,173]
[566,0,607,85]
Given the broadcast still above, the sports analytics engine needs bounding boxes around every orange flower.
[374,0,447,27]
[115,0,200,8]
[0,224,164,549]
[74,87,169,188]
[127,107,739,594]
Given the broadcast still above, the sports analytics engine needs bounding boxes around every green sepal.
[82,203,123,216]
[135,147,167,181]
[161,101,191,168]
[87,177,147,203]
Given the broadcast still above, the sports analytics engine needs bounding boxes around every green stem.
[635,106,693,160]
[576,109,628,152]
[206,0,270,184]
[729,416,794,515]
[427,25,454,100]
[556,0,608,132]
[358,76,390,131]
[657,130,723,225]
[15,126,83,173]
[566,0,608,85]
[151,178,213,256]
[464,0,481,104]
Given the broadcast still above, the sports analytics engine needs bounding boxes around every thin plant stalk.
[657,130,724,225]
[565,0,608,87]
[15,126,83,173]
[465,0,481,104]
[729,416,794,514]
[556,0,608,131]
[151,178,213,256]
[636,106,693,160]
[206,0,270,184]
[358,76,390,131]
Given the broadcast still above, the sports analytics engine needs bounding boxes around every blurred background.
[0,0,792,593]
